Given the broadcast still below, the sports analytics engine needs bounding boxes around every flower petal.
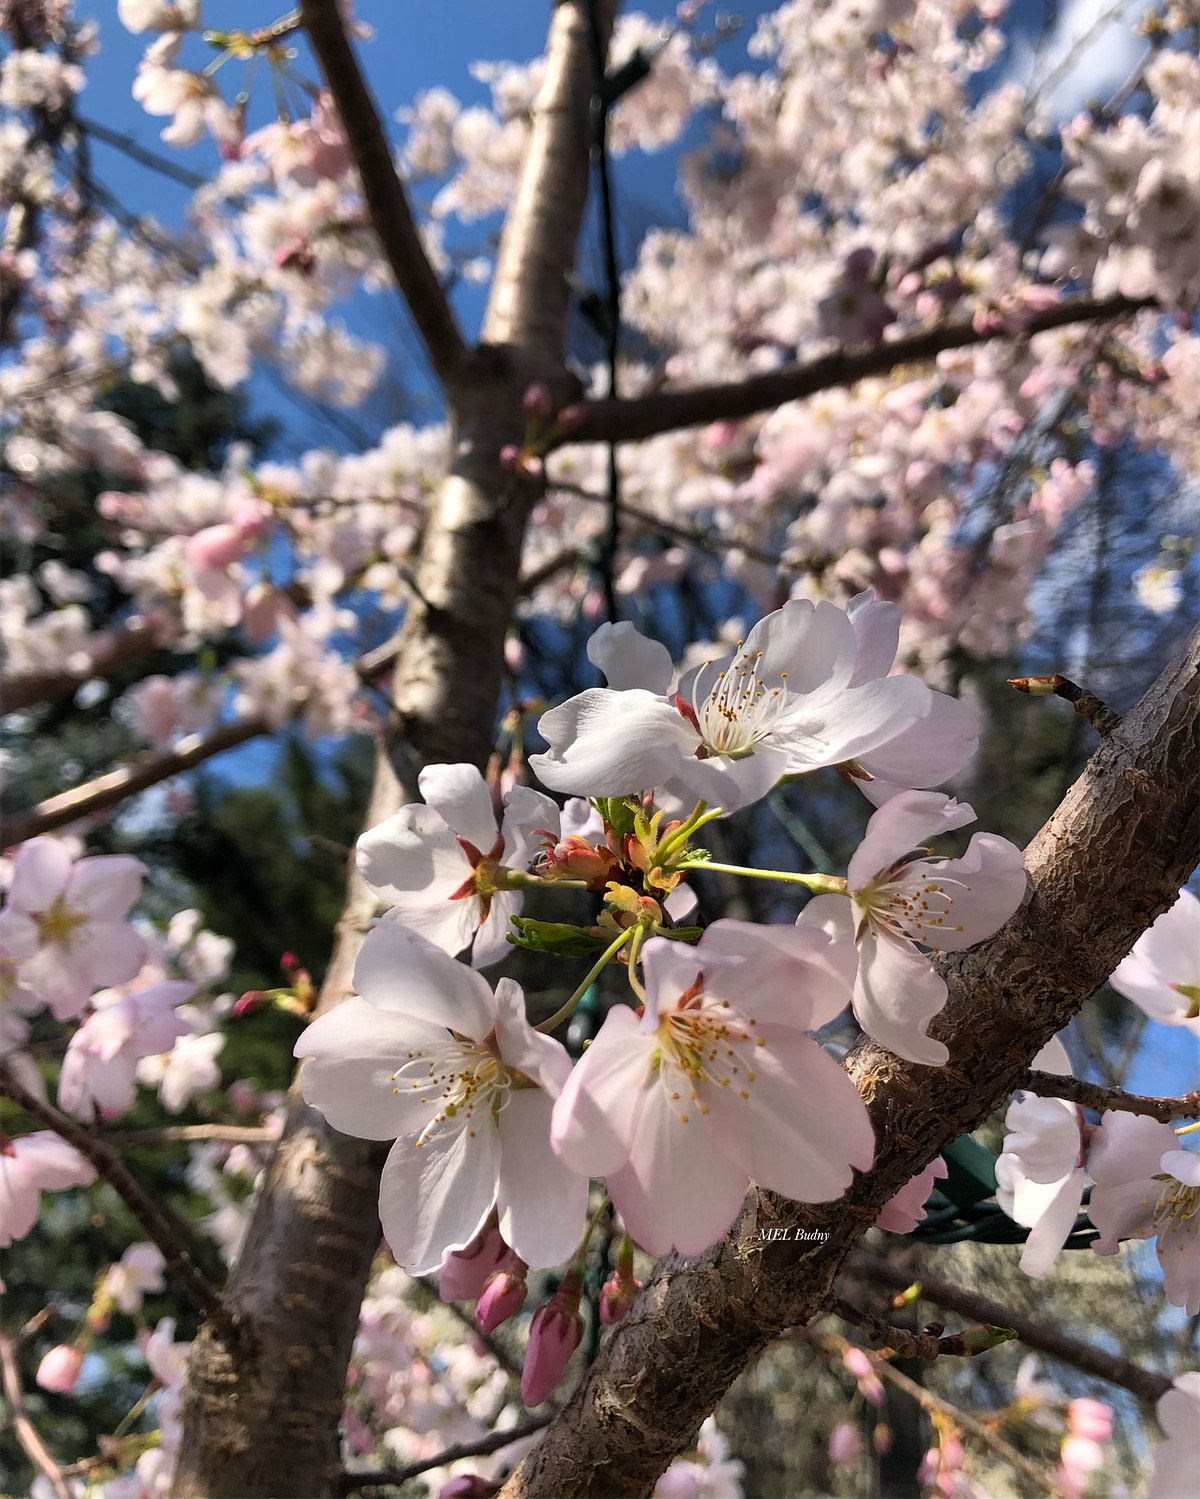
[497,1089,589,1267]
[853,931,949,1066]
[845,591,899,684]
[356,805,471,908]
[550,1006,651,1176]
[417,763,498,851]
[352,923,495,1040]
[379,1122,499,1275]
[7,838,71,913]
[698,919,856,1030]
[65,857,147,920]
[917,833,1026,951]
[472,891,521,969]
[587,621,675,695]
[848,792,977,890]
[854,691,980,800]
[493,976,572,1096]
[531,689,696,798]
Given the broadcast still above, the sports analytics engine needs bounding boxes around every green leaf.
[507,919,610,956]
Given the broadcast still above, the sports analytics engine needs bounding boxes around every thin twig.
[416,1276,524,1385]
[1008,674,1122,736]
[0,1062,231,1334]
[0,1331,74,1499]
[104,1124,280,1145]
[1018,1071,1200,1123]
[830,1297,1011,1361]
[335,1414,554,1495]
[558,294,1156,449]
[300,0,465,384]
[843,1251,1172,1404]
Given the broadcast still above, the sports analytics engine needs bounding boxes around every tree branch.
[104,1124,280,1146]
[299,0,465,385]
[842,1251,1173,1404]
[0,1062,230,1334]
[499,621,1199,1498]
[558,294,1155,448]
[336,1414,554,1496]
[0,1330,74,1499]
[1018,1071,1200,1123]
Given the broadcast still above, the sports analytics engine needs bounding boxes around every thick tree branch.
[299,0,465,384]
[0,1063,230,1334]
[500,621,1199,1498]
[0,1330,74,1499]
[842,1251,1173,1404]
[1018,1071,1200,1123]
[558,294,1155,448]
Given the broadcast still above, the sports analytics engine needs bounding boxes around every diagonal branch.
[842,1251,1173,1404]
[1018,1070,1200,1123]
[299,0,465,385]
[0,1062,230,1334]
[0,1330,74,1499]
[557,293,1155,448]
[499,621,1199,1498]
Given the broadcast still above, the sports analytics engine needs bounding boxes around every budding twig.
[1008,674,1122,736]
[830,1297,1013,1361]
[1018,1070,1200,1123]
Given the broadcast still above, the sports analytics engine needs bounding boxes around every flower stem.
[536,927,634,1034]
[696,861,848,894]
[656,800,724,862]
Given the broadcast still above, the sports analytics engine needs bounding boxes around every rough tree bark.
[500,623,1200,1499]
[169,3,613,1494]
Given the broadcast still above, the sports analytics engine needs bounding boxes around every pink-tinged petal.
[586,621,675,695]
[855,692,980,796]
[876,1156,947,1234]
[16,946,91,1019]
[7,838,72,913]
[76,998,138,1062]
[1018,1171,1085,1277]
[58,1050,138,1121]
[472,891,521,969]
[530,689,697,798]
[0,910,39,959]
[497,1089,589,1268]
[1089,1179,1159,1254]
[770,674,930,776]
[417,763,498,851]
[796,893,856,945]
[664,883,698,922]
[605,1089,750,1256]
[0,1160,39,1244]
[848,792,977,891]
[1147,1377,1200,1499]
[131,983,195,1057]
[1002,1095,1081,1184]
[550,1007,652,1176]
[356,805,471,908]
[698,919,856,1030]
[917,833,1026,951]
[1157,1216,1200,1314]
[379,1121,499,1275]
[493,977,572,1097]
[72,921,147,988]
[65,856,146,919]
[708,1027,874,1202]
[13,1131,97,1189]
[352,922,495,1040]
[1161,1149,1200,1189]
[1089,1111,1177,1188]
[845,591,900,684]
[639,938,728,1024]
[853,932,949,1066]
[751,599,857,692]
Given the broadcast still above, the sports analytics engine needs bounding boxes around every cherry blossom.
[35,1343,84,1394]
[58,980,194,1122]
[875,1155,947,1234]
[798,792,1026,1064]
[551,921,872,1255]
[356,765,559,968]
[1088,1111,1200,1315]
[293,922,588,1274]
[532,600,940,814]
[0,1131,96,1246]
[0,839,147,1020]
[1146,1372,1200,1499]
[1108,889,1200,1035]
[102,1241,166,1315]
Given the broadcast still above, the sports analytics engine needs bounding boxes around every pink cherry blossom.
[102,1242,166,1315]
[1108,889,1200,1035]
[875,1155,947,1233]
[0,1131,96,1246]
[551,921,873,1256]
[58,980,193,1122]
[356,765,559,968]
[799,792,1026,1064]
[1089,1111,1200,1314]
[294,923,588,1274]
[0,839,147,1020]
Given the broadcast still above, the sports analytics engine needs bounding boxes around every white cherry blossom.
[1109,889,1200,1035]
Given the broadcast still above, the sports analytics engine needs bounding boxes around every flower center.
[36,894,89,949]
[689,646,789,759]
[857,860,972,950]
[390,1040,518,1144]
[1169,982,1200,1020]
[653,994,765,1123]
[1153,1174,1200,1237]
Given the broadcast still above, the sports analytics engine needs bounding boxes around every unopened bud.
[476,1265,528,1333]
[522,382,553,420]
[521,1269,583,1406]
[36,1344,84,1394]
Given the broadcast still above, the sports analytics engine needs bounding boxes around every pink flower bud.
[185,522,249,573]
[521,1284,583,1406]
[1066,1398,1112,1442]
[828,1420,861,1466]
[555,402,588,430]
[522,382,553,420]
[598,1269,641,1325]
[476,1266,527,1333]
[439,1222,517,1303]
[437,1477,498,1499]
[36,1344,84,1394]
[499,444,521,469]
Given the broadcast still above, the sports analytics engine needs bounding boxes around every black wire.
[584,0,622,626]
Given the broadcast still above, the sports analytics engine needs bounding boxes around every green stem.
[698,862,848,894]
[503,871,590,890]
[624,923,647,1001]
[536,927,634,1034]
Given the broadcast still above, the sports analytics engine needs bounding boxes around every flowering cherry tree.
[1,1,1198,1497]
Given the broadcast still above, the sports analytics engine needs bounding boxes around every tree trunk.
[170,4,613,1493]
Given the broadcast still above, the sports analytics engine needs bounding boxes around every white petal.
[770,674,930,776]
[698,918,856,1030]
[499,786,561,868]
[7,838,71,913]
[751,599,857,692]
[531,689,697,798]
[493,976,572,1096]
[417,763,498,851]
[854,692,980,796]
[497,1090,589,1267]
[381,897,480,960]
[853,932,949,1066]
[352,923,495,1040]
[796,893,856,944]
[587,621,675,694]
[356,805,471,908]
[845,591,899,684]
[300,1055,442,1140]
[550,1007,652,1176]
[917,833,1026,951]
[1031,1035,1072,1076]
[379,1123,499,1275]
[471,891,521,969]
[848,792,976,890]
[1002,1095,1080,1184]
